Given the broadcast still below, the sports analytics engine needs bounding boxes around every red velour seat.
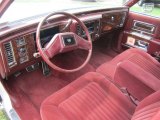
[40,72,160,120]
[96,48,160,101]
[41,72,135,120]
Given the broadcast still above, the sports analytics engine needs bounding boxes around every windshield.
[0,0,127,23]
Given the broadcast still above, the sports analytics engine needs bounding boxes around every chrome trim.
[132,20,155,35]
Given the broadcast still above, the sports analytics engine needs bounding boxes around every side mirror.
[142,3,154,13]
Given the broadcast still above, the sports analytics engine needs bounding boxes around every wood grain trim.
[1,33,37,76]
[101,12,127,33]
[0,8,128,77]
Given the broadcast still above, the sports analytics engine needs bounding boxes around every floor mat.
[5,47,118,120]
[89,48,114,68]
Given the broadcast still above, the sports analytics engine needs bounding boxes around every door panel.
[125,12,160,38]
[120,12,160,59]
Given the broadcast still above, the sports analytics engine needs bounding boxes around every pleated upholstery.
[40,72,135,120]
[132,102,160,120]
[59,82,131,120]
[132,91,160,120]
[40,72,160,120]
[128,54,160,80]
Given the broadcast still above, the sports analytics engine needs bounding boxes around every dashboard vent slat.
[4,42,16,67]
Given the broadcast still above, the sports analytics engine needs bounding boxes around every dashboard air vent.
[4,42,16,67]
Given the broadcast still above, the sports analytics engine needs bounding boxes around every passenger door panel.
[120,12,160,58]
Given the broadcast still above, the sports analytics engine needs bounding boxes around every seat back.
[114,60,160,101]
[132,90,160,120]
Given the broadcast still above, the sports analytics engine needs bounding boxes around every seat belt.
[105,76,139,106]
[120,87,139,106]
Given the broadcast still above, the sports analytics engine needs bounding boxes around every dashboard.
[77,20,100,40]
[0,7,128,78]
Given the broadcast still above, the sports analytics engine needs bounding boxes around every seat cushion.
[40,72,135,120]
[132,90,160,120]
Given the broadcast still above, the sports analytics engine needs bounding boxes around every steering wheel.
[36,12,92,73]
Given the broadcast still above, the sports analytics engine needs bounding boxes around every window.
[0,0,127,23]
[130,0,160,18]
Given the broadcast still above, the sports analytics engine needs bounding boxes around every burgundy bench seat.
[41,72,160,120]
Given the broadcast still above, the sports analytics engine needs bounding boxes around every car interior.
[0,0,160,120]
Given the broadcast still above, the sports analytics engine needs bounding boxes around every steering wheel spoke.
[44,34,61,58]
[75,34,92,50]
